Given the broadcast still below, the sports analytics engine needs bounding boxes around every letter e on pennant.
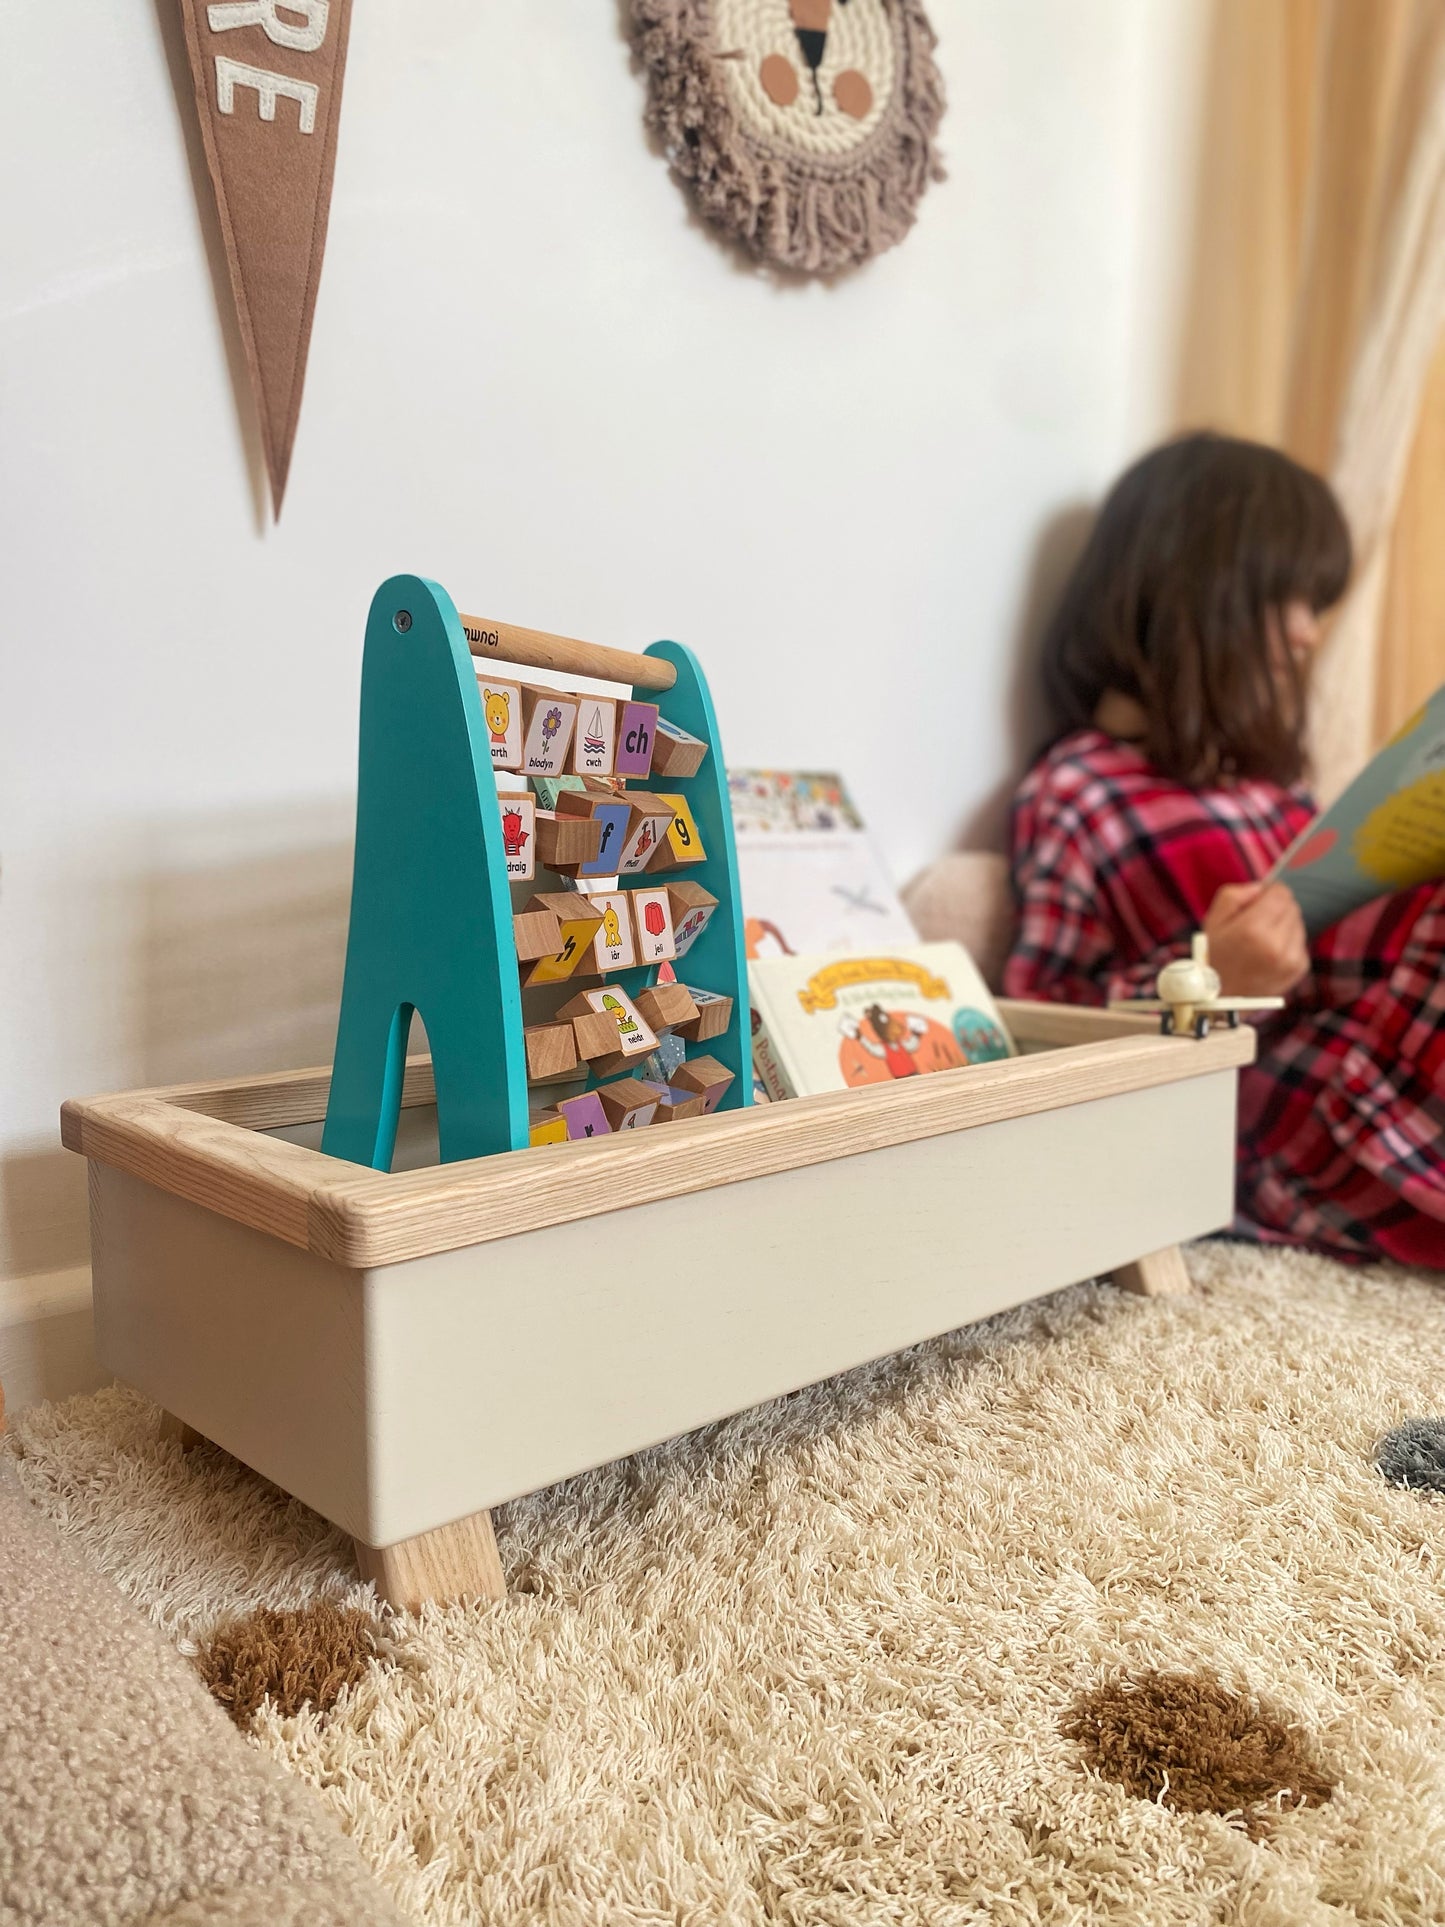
[214,57,319,131]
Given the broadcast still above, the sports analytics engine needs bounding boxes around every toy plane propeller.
[1109,932,1284,1038]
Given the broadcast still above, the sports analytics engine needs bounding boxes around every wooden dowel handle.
[456,614,676,693]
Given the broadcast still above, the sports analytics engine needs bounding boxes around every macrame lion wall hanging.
[631,0,945,275]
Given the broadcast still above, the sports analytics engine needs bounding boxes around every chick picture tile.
[590,892,638,973]
[569,986,657,1059]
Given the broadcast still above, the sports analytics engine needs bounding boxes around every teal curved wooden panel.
[322,576,528,1169]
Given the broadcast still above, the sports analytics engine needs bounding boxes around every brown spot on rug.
[1062,1670,1334,1837]
[196,1601,382,1728]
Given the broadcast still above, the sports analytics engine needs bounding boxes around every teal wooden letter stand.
[323,575,751,1171]
[322,576,527,1170]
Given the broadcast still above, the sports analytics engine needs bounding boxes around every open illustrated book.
[1272,683,1445,934]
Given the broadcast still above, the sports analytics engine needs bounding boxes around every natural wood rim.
[456,614,676,694]
[58,1004,1160,1138]
[997,998,1161,1045]
[62,1007,1254,1270]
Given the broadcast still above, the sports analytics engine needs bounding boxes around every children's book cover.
[726,767,916,960]
[728,768,863,834]
[1271,684,1445,933]
[749,941,1013,1101]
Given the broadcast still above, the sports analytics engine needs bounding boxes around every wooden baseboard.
[0,1268,107,1415]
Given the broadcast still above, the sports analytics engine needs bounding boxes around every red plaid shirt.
[1005,728,1445,1267]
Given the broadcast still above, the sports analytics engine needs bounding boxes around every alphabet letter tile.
[654,793,706,867]
[497,792,535,882]
[615,701,659,778]
[521,687,579,777]
[557,1090,613,1140]
[576,802,634,879]
[571,699,617,777]
[478,679,523,770]
[628,887,677,965]
[590,891,637,972]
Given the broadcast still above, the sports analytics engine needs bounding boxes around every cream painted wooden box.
[61,1002,1252,1609]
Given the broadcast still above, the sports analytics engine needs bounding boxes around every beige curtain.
[1176,0,1445,801]
[1380,334,1445,735]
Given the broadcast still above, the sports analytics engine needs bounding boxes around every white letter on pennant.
[207,1,329,52]
[214,56,319,132]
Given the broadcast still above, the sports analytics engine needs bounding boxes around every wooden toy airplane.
[1109,932,1284,1038]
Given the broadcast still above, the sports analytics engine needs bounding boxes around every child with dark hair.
[1005,432,1445,1267]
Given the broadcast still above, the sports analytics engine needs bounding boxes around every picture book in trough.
[727,768,918,961]
[1271,681,1445,934]
[750,940,1014,1102]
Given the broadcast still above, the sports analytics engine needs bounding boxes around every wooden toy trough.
[61,580,1256,1609]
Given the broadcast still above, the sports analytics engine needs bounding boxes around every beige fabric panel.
[1379,331,1445,737]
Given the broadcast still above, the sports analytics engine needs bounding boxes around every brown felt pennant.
[176,0,353,516]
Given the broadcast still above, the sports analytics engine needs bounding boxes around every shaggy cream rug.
[6,1240,1445,1926]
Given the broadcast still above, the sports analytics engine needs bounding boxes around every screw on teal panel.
[321,576,528,1169]
[606,640,752,1110]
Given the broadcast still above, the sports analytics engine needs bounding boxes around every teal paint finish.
[322,576,528,1168]
[601,639,753,1112]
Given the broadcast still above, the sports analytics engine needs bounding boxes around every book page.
[734,829,918,960]
[724,767,918,959]
[1273,684,1445,933]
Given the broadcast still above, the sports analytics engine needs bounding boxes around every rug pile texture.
[6,1240,1445,1925]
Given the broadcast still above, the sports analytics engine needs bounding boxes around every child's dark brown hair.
[1040,432,1351,786]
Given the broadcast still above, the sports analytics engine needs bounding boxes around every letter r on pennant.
[207,0,329,51]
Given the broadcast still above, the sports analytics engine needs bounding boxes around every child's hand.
[1203,882,1310,998]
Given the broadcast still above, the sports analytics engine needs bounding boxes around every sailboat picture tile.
[572,698,617,776]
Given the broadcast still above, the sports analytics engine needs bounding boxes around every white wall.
[0,3,1209,1402]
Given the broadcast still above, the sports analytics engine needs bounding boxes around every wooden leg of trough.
[158,1409,204,1451]
[354,1509,506,1610]
[1110,1245,1192,1298]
